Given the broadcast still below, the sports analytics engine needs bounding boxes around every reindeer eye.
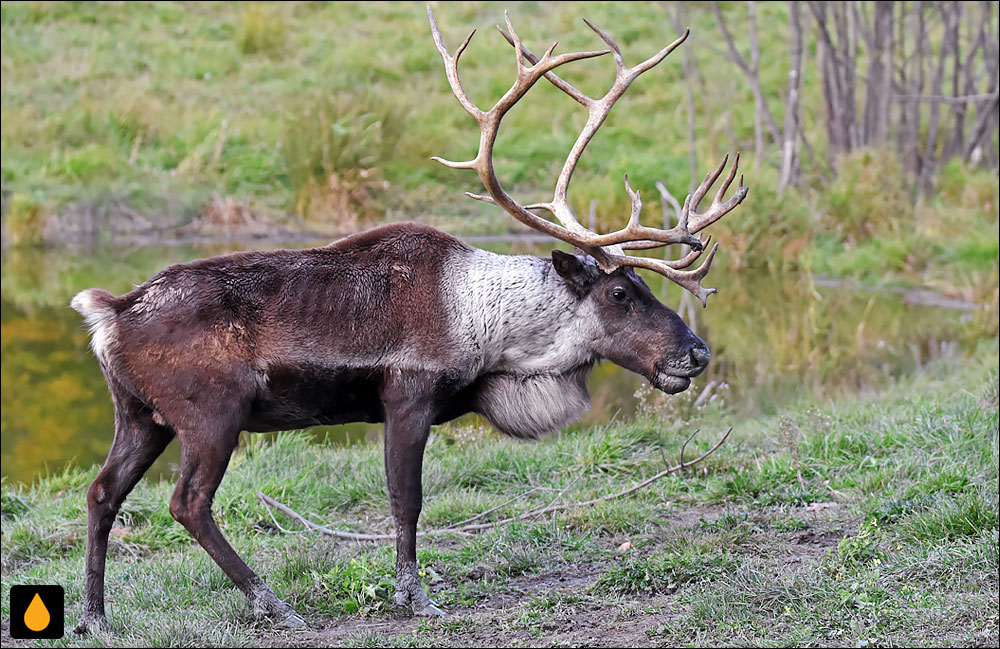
[611,287,628,302]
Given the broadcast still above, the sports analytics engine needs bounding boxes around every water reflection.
[0,238,977,484]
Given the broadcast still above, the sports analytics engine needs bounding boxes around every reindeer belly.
[472,370,591,439]
[246,364,385,431]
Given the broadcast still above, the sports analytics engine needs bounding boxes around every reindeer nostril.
[689,345,710,369]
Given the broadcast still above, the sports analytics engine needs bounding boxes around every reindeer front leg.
[382,394,444,616]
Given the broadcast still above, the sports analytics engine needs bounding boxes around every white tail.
[70,288,117,364]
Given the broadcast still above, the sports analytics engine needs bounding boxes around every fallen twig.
[443,487,539,530]
[679,428,699,468]
[261,494,303,535]
[257,494,394,541]
[526,409,622,520]
[258,427,733,540]
[449,427,733,533]
[258,494,477,540]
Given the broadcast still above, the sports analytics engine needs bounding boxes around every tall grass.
[282,94,406,228]
[1,1,996,300]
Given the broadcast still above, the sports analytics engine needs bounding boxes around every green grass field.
[2,343,996,647]
[2,2,998,296]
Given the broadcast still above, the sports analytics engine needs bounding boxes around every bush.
[282,94,406,228]
[3,194,47,246]
[821,149,912,243]
[236,3,286,56]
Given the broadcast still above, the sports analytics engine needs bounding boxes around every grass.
[2,2,997,296]
[2,4,997,645]
[1,341,997,647]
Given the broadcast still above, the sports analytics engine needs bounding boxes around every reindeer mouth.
[652,372,691,394]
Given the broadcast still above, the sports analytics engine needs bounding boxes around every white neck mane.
[446,248,598,376]
[442,248,598,438]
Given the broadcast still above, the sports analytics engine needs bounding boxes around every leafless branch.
[259,428,733,540]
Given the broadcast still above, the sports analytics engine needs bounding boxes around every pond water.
[0,236,980,484]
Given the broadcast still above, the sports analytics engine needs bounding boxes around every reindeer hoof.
[412,599,446,616]
[74,613,110,635]
[260,600,305,629]
[394,589,445,616]
[250,581,305,629]
[392,589,410,608]
[276,610,307,629]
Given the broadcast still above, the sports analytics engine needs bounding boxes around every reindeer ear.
[552,250,598,295]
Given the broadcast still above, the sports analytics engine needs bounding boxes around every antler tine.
[715,151,741,206]
[666,235,711,268]
[688,152,750,234]
[623,233,711,269]
[495,25,592,108]
[430,7,745,305]
[583,18,626,73]
[623,174,642,231]
[454,28,476,62]
[690,154,729,213]
[427,6,610,242]
[490,13,609,120]
[611,176,701,253]
[429,6,608,124]
[492,19,694,258]
[608,243,721,307]
[427,7,483,122]
[678,192,692,238]
[633,27,690,76]
[503,11,526,73]
[503,12,564,76]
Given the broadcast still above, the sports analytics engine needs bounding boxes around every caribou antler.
[428,7,749,306]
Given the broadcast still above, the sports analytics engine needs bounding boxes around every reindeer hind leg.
[77,389,174,635]
[167,404,305,628]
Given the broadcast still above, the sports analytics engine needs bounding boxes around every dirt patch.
[790,527,847,549]
[0,620,30,649]
[263,505,861,647]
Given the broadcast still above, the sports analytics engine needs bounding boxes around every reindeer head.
[551,250,709,394]
[429,7,748,393]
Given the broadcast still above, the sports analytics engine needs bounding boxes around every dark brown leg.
[76,398,173,634]
[383,397,443,616]
[169,426,304,627]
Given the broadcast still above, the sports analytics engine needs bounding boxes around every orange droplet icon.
[24,592,51,632]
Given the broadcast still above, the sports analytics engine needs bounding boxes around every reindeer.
[70,8,748,632]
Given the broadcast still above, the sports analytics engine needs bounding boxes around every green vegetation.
[1,3,997,645]
[2,344,996,646]
[2,2,997,295]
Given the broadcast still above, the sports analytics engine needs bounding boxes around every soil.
[262,505,856,648]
